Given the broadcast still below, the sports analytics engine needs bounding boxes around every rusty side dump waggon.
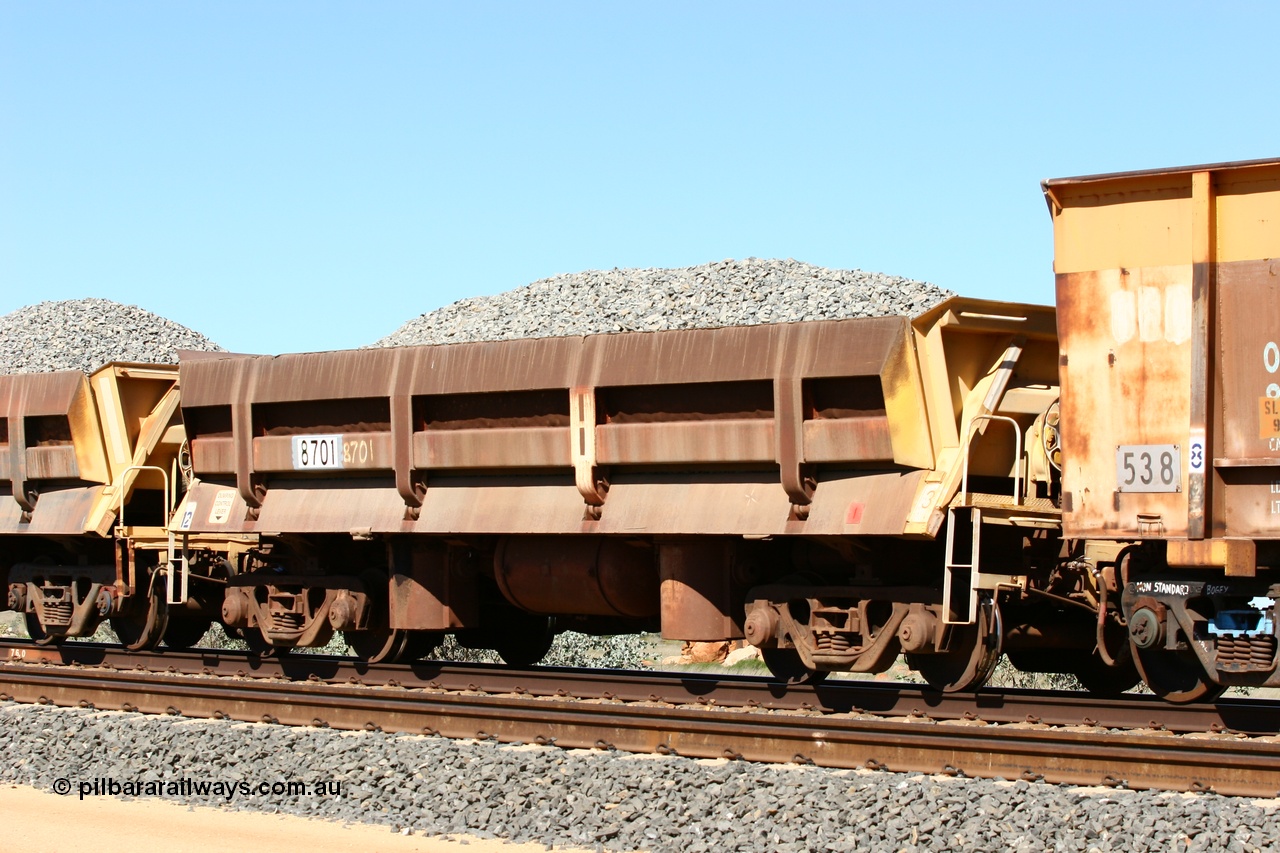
[4,156,1279,702]
[165,297,1065,686]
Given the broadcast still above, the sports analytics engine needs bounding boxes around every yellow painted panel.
[880,328,934,470]
[1217,187,1280,262]
[1054,195,1192,274]
[67,379,110,484]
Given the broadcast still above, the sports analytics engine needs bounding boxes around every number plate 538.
[1116,444,1181,493]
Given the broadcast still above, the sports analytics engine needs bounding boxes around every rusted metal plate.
[402,337,585,396]
[1217,260,1280,473]
[1218,467,1280,539]
[410,476,583,534]
[1057,266,1194,539]
[418,427,570,469]
[579,324,783,386]
[596,421,774,465]
[173,481,248,533]
[658,540,739,640]
[255,478,409,534]
[183,470,925,536]
[496,537,658,618]
[23,447,79,480]
[0,485,103,536]
[190,437,234,475]
[0,370,84,417]
[252,433,392,472]
[804,470,925,534]
[2,371,110,505]
[182,338,589,408]
[577,317,904,386]
[388,544,478,630]
[804,419,893,463]
[593,473,791,535]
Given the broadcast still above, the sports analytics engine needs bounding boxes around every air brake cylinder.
[494,536,658,618]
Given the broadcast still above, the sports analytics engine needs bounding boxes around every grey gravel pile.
[0,298,223,374]
[434,631,655,669]
[4,702,1272,852]
[194,623,655,669]
[375,258,951,347]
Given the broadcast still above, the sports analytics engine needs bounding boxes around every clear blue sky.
[2,3,1275,355]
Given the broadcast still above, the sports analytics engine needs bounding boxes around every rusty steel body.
[176,302,1059,538]
[173,297,1062,659]
[1046,158,1280,693]
[2,645,1278,797]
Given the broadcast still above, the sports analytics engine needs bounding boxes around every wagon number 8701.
[292,434,344,470]
[1115,444,1180,493]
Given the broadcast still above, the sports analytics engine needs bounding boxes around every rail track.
[3,639,1279,798]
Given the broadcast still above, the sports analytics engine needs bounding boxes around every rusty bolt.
[743,605,778,646]
[1129,607,1163,650]
[221,591,250,627]
[327,594,359,631]
[898,611,935,654]
[95,588,114,617]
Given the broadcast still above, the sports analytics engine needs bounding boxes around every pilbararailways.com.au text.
[53,776,344,802]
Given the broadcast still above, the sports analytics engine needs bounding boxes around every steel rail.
[0,660,1277,797]
[3,639,1276,735]
[2,646,1279,797]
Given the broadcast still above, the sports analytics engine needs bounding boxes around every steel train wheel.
[490,612,556,667]
[111,583,168,652]
[162,616,213,649]
[400,630,443,661]
[1131,645,1224,704]
[348,626,408,663]
[349,628,441,663]
[907,595,1002,693]
[1071,655,1142,697]
[760,648,828,685]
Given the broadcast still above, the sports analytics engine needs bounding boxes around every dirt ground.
[0,784,602,853]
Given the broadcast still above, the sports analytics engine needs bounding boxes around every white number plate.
[292,434,344,470]
[1116,444,1180,492]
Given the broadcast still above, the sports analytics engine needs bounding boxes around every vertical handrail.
[116,465,185,604]
[959,414,1024,506]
